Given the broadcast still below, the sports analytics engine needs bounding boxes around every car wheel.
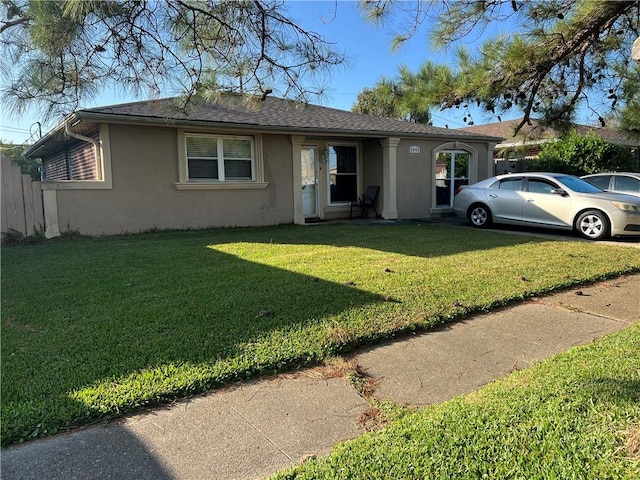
[468,204,492,228]
[576,210,610,240]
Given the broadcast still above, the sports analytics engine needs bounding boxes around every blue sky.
[0,0,519,145]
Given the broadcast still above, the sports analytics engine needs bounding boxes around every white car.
[453,172,640,240]
[581,172,640,198]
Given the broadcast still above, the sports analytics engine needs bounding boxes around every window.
[527,179,556,194]
[614,175,640,193]
[328,145,358,203]
[490,177,522,190]
[43,130,100,181]
[586,175,611,190]
[185,134,253,182]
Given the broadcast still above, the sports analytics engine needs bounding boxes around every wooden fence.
[1,155,44,238]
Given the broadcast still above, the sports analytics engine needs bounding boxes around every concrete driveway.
[429,215,640,248]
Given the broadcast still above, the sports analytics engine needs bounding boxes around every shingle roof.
[25,94,504,158]
[460,118,637,145]
[79,94,500,140]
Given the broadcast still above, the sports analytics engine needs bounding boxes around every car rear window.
[614,176,640,193]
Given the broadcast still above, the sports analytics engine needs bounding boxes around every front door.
[301,146,318,217]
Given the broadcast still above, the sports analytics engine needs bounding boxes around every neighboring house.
[24,95,502,238]
[461,118,640,174]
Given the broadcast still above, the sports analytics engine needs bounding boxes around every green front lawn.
[273,323,640,479]
[2,223,639,446]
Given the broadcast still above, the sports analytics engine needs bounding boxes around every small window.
[613,176,640,193]
[185,134,254,182]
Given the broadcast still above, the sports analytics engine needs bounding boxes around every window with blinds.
[185,134,253,182]
[42,130,99,181]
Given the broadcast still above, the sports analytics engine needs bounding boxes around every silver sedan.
[453,172,640,240]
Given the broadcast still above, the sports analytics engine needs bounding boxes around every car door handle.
[489,194,498,198]
[527,199,535,202]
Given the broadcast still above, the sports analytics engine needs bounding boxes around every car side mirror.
[551,188,568,197]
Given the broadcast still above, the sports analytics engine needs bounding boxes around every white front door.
[301,146,318,217]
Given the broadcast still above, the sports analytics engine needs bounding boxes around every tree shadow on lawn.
[2,239,396,444]
[574,377,640,406]
[0,223,597,445]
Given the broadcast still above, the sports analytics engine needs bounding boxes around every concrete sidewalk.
[2,274,639,480]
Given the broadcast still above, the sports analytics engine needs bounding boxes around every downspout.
[65,119,102,179]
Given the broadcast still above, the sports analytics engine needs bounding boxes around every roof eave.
[70,111,506,142]
[23,113,79,158]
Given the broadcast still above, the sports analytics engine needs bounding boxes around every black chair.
[350,186,380,219]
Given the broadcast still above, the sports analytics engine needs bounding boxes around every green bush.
[532,131,636,175]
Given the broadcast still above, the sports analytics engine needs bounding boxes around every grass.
[2,223,640,447]
[272,322,640,479]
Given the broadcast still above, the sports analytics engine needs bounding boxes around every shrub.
[531,131,636,175]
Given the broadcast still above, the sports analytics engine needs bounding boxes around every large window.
[328,145,358,203]
[185,134,254,182]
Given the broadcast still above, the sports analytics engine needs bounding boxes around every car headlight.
[611,201,640,214]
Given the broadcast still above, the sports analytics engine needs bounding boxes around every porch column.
[291,135,306,225]
[41,187,61,238]
[379,137,400,219]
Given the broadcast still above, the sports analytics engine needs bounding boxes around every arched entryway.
[432,142,478,209]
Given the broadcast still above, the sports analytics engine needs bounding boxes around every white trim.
[174,182,268,190]
[41,181,113,190]
[380,137,400,219]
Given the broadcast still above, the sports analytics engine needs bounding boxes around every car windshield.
[556,175,604,193]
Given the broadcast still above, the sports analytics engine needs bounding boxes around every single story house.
[461,118,640,174]
[25,95,503,238]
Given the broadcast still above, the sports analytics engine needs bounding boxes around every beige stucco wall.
[396,139,492,219]
[53,125,294,235]
[44,121,495,235]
